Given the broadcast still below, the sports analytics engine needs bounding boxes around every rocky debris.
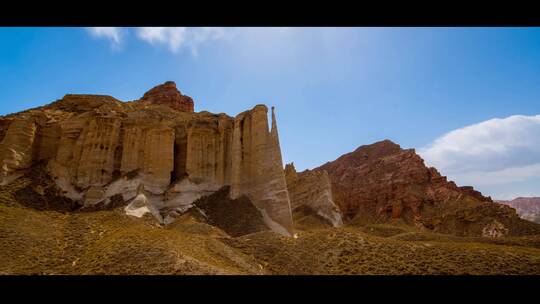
[496,197,540,224]
[192,186,269,237]
[316,139,539,236]
[482,220,509,238]
[139,81,194,113]
[0,82,295,236]
[124,184,164,223]
[284,162,343,227]
[9,163,79,212]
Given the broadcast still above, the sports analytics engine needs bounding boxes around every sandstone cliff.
[0,82,294,236]
[317,140,540,237]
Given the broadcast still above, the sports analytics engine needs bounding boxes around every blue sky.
[0,27,539,199]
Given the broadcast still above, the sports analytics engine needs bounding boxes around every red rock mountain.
[316,140,540,236]
[140,81,194,113]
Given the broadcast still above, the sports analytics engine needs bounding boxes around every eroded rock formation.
[0,116,38,183]
[0,81,294,236]
[284,163,342,227]
[317,140,540,236]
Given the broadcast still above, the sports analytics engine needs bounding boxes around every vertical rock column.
[54,117,88,175]
[216,117,233,185]
[230,105,294,236]
[185,122,219,183]
[34,122,61,161]
[184,118,234,186]
[143,126,175,188]
[76,117,121,187]
[120,123,175,191]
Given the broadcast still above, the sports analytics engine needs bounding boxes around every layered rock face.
[0,116,38,183]
[284,163,342,227]
[316,140,540,236]
[0,82,294,236]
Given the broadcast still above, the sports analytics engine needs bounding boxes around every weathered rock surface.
[140,81,194,113]
[0,116,37,182]
[317,140,540,236]
[0,82,295,236]
[284,162,342,227]
[497,197,540,224]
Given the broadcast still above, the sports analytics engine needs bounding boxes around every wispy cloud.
[419,114,540,199]
[135,27,228,56]
[450,163,540,186]
[85,27,229,56]
[86,27,123,49]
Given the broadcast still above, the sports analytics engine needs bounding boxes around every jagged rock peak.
[140,81,195,113]
[351,139,403,157]
[317,140,497,232]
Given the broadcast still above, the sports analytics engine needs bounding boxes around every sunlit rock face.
[140,81,195,113]
[316,139,540,237]
[0,117,38,182]
[284,162,343,227]
[0,81,295,236]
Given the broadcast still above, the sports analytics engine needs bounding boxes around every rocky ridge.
[316,140,540,237]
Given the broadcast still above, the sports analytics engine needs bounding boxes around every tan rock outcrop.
[0,82,295,236]
[285,163,343,227]
[0,116,38,182]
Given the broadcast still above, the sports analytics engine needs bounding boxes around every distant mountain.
[496,198,540,224]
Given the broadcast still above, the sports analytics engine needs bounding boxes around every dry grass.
[1,177,540,275]
[223,227,540,275]
[0,203,264,275]
[0,169,264,275]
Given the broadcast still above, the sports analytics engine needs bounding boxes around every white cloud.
[419,114,540,199]
[420,114,540,174]
[135,27,229,55]
[84,27,229,55]
[450,163,540,186]
[86,27,123,49]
